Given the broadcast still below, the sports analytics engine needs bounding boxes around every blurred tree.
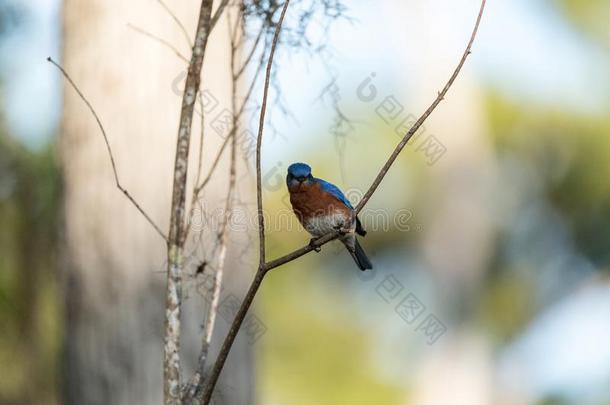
[0,2,61,403]
[487,92,610,266]
[0,126,61,404]
[0,1,23,38]
[554,0,610,47]
[60,1,253,403]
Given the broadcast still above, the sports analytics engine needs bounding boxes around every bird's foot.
[309,238,321,253]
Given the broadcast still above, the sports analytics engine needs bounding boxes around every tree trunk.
[60,1,253,403]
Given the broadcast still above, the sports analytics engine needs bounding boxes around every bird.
[286,162,373,271]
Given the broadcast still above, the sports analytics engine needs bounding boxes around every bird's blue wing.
[315,178,353,209]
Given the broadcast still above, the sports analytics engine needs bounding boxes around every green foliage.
[479,270,536,342]
[0,131,62,404]
[553,0,610,47]
[486,91,610,266]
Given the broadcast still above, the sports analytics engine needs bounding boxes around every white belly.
[304,211,351,237]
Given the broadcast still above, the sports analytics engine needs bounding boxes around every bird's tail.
[348,239,373,271]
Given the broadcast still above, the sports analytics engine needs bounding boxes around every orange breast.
[290,181,351,226]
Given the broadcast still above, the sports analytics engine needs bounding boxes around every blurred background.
[1,0,610,404]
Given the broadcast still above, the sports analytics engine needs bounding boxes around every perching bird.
[286,163,373,271]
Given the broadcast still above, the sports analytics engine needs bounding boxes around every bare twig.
[182,9,242,403]
[181,108,238,405]
[146,0,232,249]
[188,46,264,202]
[199,2,291,403]
[210,0,231,31]
[127,17,208,194]
[127,20,209,189]
[127,23,190,63]
[164,1,214,403]
[264,231,340,270]
[200,0,487,402]
[193,97,207,194]
[200,266,266,405]
[186,21,271,241]
[47,57,168,242]
[180,248,227,404]
[354,0,487,214]
[203,2,241,367]
[192,135,232,196]
[255,0,289,267]
[233,27,264,80]
[127,22,216,247]
[236,38,270,120]
[269,0,488,259]
[156,0,193,47]
[228,4,241,45]
[156,0,229,47]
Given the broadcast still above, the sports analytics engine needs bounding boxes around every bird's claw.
[309,238,321,252]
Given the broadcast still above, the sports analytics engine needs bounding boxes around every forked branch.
[200,0,487,403]
[47,57,168,242]
[182,6,244,403]
[354,0,487,215]
[199,1,292,403]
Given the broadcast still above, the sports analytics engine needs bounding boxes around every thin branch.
[200,266,266,405]
[354,0,487,215]
[185,4,272,247]
[228,4,241,46]
[127,24,209,241]
[47,57,168,242]
[200,1,487,402]
[156,0,229,48]
[193,97,207,194]
[156,0,193,47]
[193,135,232,196]
[190,1,239,203]
[210,0,231,31]
[128,0,234,204]
[181,249,227,404]
[233,27,264,80]
[164,0,214,403]
[186,121,232,244]
[139,0,232,249]
[185,99,209,247]
[189,46,264,202]
[182,10,242,402]
[127,23,189,63]
[264,231,340,270]
[182,108,238,405]
[269,0,487,260]
[255,0,289,267]
[187,20,271,230]
[199,2,291,403]
[235,40,269,118]
[190,0,234,199]
[204,2,241,366]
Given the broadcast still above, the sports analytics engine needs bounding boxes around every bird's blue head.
[287,162,313,191]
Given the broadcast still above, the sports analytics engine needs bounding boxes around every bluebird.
[286,163,373,271]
